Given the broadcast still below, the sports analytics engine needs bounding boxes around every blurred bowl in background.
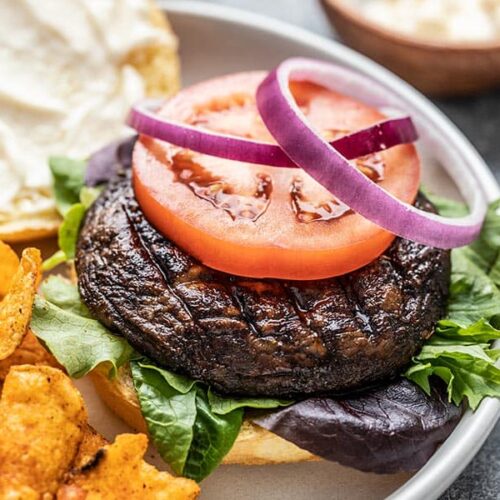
[321,0,500,97]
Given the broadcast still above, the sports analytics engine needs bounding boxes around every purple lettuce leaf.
[85,135,137,187]
[253,379,464,474]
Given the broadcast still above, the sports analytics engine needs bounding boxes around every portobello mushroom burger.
[31,59,500,482]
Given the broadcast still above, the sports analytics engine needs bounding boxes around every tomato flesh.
[133,72,420,280]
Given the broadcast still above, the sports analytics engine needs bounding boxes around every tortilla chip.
[0,365,87,497]
[73,425,109,469]
[0,330,61,386]
[58,434,200,500]
[0,240,19,297]
[0,248,41,360]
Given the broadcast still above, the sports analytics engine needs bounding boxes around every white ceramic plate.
[79,2,500,499]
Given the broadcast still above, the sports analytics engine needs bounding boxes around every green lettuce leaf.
[44,155,102,271]
[31,279,132,377]
[468,199,500,276]
[446,252,500,327]
[49,156,86,216]
[134,359,196,394]
[417,342,496,364]
[406,351,500,410]
[57,203,87,261]
[131,359,243,481]
[186,386,243,481]
[207,389,293,415]
[40,275,92,318]
[437,318,500,343]
[405,195,500,410]
[43,169,101,272]
[130,360,198,475]
[486,349,500,362]
[491,258,500,290]
[79,187,102,208]
[41,250,67,271]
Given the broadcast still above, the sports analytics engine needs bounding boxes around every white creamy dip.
[351,0,500,42]
[0,0,174,224]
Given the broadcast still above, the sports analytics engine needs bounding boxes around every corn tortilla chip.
[0,248,41,360]
[73,425,108,469]
[0,365,87,497]
[0,240,19,297]
[0,330,61,386]
[58,433,200,500]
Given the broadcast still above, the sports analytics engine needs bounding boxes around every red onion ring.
[256,58,486,249]
[127,100,417,167]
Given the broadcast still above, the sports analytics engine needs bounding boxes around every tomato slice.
[133,72,420,280]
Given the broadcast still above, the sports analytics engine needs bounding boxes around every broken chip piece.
[0,247,41,360]
[58,433,200,500]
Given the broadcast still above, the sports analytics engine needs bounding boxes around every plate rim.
[163,2,500,498]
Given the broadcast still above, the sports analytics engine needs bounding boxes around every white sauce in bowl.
[349,0,500,43]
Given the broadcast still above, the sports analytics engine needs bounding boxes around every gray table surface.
[197,1,500,498]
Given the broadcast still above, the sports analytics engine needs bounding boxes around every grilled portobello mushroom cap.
[76,172,450,397]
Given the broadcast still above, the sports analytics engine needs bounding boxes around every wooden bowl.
[321,0,500,96]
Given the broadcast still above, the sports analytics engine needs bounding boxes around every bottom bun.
[0,213,60,243]
[90,363,317,466]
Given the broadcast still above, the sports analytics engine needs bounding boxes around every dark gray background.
[198,0,500,497]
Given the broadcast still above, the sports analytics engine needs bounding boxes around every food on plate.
[348,0,500,43]
[0,0,179,243]
[0,365,199,499]
[0,246,41,360]
[30,58,500,482]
